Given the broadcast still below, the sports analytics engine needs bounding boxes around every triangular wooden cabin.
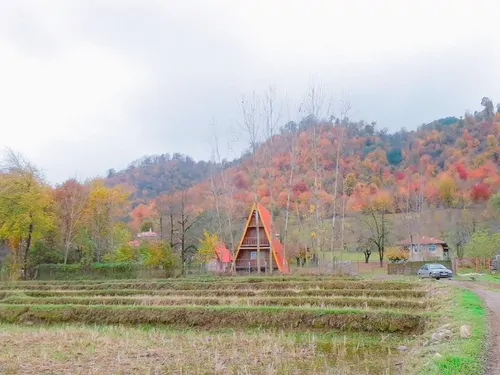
[234,203,290,274]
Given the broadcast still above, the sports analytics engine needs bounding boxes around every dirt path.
[455,281,500,375]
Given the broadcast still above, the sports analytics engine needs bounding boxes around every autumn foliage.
[2,98,500,277]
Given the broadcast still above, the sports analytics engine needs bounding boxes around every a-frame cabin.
[233,203,290,274]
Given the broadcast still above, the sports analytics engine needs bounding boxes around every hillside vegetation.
[1,94,500,277]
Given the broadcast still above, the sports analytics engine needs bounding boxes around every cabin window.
[250,251,257,260]
[428,245,437,253]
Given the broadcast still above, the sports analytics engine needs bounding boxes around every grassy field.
[0,276,485,374]
[416,288,488,375]
[455,272,500,284]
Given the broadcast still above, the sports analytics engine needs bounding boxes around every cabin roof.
[396,235,447,246]
[215,243,233,263]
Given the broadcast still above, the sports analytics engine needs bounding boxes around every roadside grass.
[455,272,500,284]
[416,288,487,375]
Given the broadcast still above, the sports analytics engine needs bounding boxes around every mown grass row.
[0,280,422,291]
[6,275,364,285]
[0,304,428,333]
[0,295,429,310]
[0,288,428,298]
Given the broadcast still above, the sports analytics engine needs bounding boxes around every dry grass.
[0,288,428,299]
[0,324,409,375]
[7,275,361,285]
[0,304,428,333]
[0,277,437,374]
[0,280,421,291]
[0,295,429,311]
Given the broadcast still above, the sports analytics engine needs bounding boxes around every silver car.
[417,263,453,279]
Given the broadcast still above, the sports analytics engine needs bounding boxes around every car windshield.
[428,264,446,269]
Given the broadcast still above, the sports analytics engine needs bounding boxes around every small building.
[396,235,450,261]
[207,243,233,273]
[233,203,289,274]
[129,228,160,248]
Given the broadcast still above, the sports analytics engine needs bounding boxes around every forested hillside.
[118,96,500,263]
[117,98,500,212]
[1,96,500,277]
[105,154,213,202]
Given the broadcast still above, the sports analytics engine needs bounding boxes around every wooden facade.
[234,203,289,274]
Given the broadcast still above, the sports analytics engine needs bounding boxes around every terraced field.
[0,277,436,374]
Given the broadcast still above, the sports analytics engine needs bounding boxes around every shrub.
[386,248,409,263]
[140,241,180,277]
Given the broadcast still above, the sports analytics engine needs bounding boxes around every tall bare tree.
[303,79,328,257]
[208,119,236,255]
[261,84,284,273]
[177,190,199,275]
[240,92,262,272]
[330,92,352,252]
[262,85,282,208]
[282,102,299,269]
[54,178,89,264]
[208,118,224,235]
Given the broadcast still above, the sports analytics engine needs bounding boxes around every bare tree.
[156,195,179,250]
[208,119,236,256]
[55,178,89,264]
[261,84,284,273]
[262,84,282,208]
[282,103,300,269]
[360,210,391,267]
[330,92,352,252]
[208,118,224,235]
[240,92,263,273]
[302,79,328,257]
[177,190,199,276]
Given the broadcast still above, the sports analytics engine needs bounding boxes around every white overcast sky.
[1,0,500,184]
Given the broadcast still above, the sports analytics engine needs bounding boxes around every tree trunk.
[380,212,385,267]
[64,241,70,265]
[159,216,163,241]
[169,213,175,249]
[23,220,34,280]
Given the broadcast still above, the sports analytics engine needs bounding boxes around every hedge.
[37,263,166,280]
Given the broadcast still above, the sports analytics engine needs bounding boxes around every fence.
[36,263,170,280]
[291,260,388,276]
[453,258,494,274]
[387,260,453,275]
